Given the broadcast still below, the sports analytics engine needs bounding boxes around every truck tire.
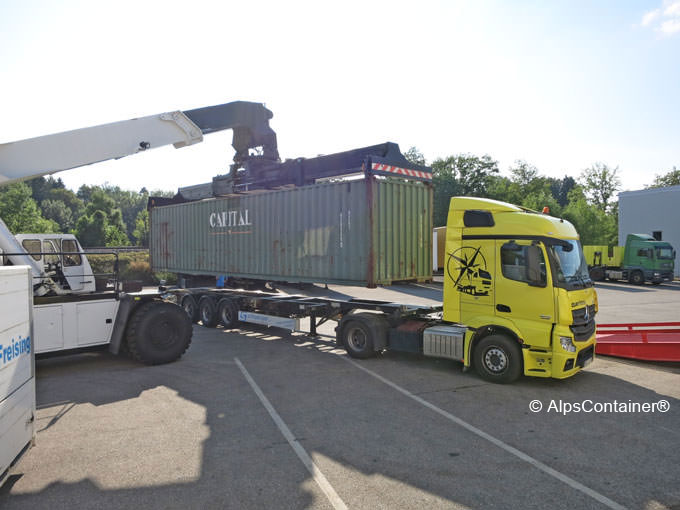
[218,298,239,329]
[199,296,219,328]
[629,270,644,285]
[589,267,605,281]
[339,313,388,359]
[473,334,522,384]
[181,295,200,323]
[126,301,193,365]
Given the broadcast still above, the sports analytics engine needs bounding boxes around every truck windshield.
[547,240,591,288]
[656,247,675,260]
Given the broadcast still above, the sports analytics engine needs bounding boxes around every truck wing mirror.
[526,245,546,287]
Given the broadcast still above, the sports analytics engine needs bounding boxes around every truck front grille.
[571,305,596,342]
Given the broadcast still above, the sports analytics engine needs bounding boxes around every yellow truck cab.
[443,197,597,382]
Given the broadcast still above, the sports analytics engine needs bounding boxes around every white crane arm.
[0,111,202,186]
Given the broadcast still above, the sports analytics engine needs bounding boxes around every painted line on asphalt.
[341,356,628,510]
[235,358,348,510]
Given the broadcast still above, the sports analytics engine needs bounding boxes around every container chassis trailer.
[165,286,462,363]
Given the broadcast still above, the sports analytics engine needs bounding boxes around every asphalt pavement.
[1,280,679,509]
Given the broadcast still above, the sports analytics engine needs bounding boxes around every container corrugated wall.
[150,178,432,286]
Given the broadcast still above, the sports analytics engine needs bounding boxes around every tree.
[133,209,150,247]
[403,147,426,166]
[41,199,75,231]
[0,183,58,233]
[28,176,66,204]
[549,176,576,207]
[647,166,680,188]
[75,210,108,247]
[563,187,617,245]
[430,154,499,226]
[579,163,621,213]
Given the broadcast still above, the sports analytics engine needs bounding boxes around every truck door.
[494,240,555,347]
[58,238,87,292]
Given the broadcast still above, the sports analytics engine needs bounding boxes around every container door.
[494,240,555,347]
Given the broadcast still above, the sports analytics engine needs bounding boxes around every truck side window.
[61,239,82,266]
[637,248,652,258]
[21,239,42,261]
[501,243,546,285]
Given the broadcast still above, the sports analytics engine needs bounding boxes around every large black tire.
[217,298,240,329]
[181,295,200,323]
[126,301,193,365]
[473,334,523,384]
[629,270,644,285]
[338,313,388,359]
[199,296,219,328]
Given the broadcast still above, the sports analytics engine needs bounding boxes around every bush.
[87,251,176,285]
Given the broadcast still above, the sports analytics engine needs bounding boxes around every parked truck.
[584,234,675,285]
[158,191,598,384]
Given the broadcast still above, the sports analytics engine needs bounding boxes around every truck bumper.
[653,272,674,283]
[523,337,596,379]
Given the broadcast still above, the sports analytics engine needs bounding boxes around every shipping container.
[150,178,433,287]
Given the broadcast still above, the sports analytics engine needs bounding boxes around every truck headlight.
[560,336,576,353]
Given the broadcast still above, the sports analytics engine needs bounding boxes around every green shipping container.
[150,178,433,287]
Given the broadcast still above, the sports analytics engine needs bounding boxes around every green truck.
[584,234,676,285]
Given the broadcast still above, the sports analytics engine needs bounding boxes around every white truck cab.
[13,234,95,293]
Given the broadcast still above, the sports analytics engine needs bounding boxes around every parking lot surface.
[2,281,679,509]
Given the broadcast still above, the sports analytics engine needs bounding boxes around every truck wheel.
[473,334,522,384]
[218,298,239,328]
[181,295,200,323]
[589,267,605,281]
[126,301,193,365]
[199,296,219,327]
[339,313,387,359]
[629,271,644,285]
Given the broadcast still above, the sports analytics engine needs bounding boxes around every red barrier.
[595,322,680,362]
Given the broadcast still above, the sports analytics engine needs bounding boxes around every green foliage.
[87,251,175,285]
[41,199,75,231]
[0,183,58,233]
[562,187,617,245]
[133,209,150,247]
[647,166,680,188]
[403,146,426,166]
[431,154,499,226]
[579,163,621,213]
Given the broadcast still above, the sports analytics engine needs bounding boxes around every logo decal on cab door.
[447,246,492,296]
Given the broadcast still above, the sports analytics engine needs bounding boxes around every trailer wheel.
[473,334,522,384]
[629,270,644,285]
[339,313,388,359]
[218,298,240,329]
[181,295,200,323]
[199,296,219,328]
[126,301,193,365]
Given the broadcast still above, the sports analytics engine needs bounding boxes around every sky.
[1,0,679,195]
